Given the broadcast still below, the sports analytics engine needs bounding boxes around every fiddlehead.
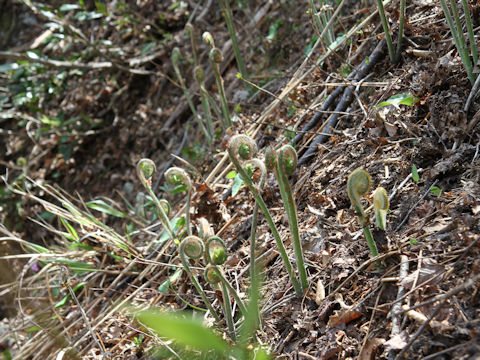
[204,264,236,340]
[165,167,193,236]
[204,263,247,316]
[373,187,389,231]
[228,135,302,295]
[136,159,175,241]
[208,47,231,129]
[179,236,220,321]
[347,168,378,257]
[269,145,308,290]
[206,236,227,266]
[202,31,215,49]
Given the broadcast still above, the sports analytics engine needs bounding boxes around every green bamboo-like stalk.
[136,159,175,241]
[209,47,232,129]
[218,0,248,81]
[165,167,192,236]
[347,168,378,257]
[180,236,221,321]
[265,145,308,291]
[172,47,213,142]
[461,0,478,67]
[375,0,395,63]
[310,0,335,46]
[439,0,476,85]
[228,135,302,296]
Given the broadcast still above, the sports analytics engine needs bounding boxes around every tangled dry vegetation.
[0,0,480,359]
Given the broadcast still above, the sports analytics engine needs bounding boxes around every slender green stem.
[136,159,175,241]
[395,0,406,62]
[266,146,308,292]
[245,159,266,286]
[440,0,476,85]
[375,0,395,63]
[172,47,212,142]
[362,226,378,258]
[165,167,192,236]
[218,0,248,81]
[461,0,478,67]
[210,48,232,129]
[185,23,198,68]
[347,168,378,257]
[194,66,214,139]
[204,265,237,340]
[180,236,221,321]
[221,281,236,341]
[205,264,248,316]
[228,135,302,296]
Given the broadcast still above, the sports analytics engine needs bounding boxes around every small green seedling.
[347,168,390,257]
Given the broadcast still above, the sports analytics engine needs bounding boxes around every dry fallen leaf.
[327,309,363,327]
[358,338,385,360]
[384,331,408,351]
[400,259,445,288]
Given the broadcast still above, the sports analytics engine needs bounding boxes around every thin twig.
[395,300,445,359]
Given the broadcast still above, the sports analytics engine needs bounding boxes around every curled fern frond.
[179,236,220,321]
[209,48,224,64]
[228,135,302,295]
[202,31,215,48]
[278,145,297,176]
[204,264,222,284]
[137,158,156,187]
[229,135,257,162]
[136,159,175,241]
[206,236,227,266]
[347,168,372,222]
[373,187,389,231]
[346,168,378,257]
[165,167,193,236]
[181,235,204,259]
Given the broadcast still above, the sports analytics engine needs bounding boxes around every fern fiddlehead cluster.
[347,168,390,257]
[228,135,303,296]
